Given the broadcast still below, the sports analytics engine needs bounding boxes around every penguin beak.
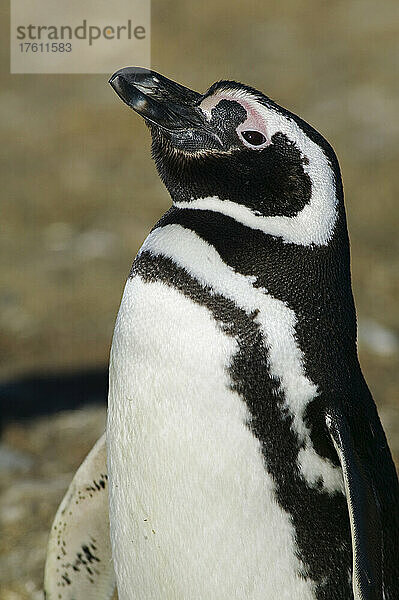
[109,67,223,149]
[109,67,205,132]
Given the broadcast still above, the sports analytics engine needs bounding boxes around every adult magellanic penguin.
[44,68,399,600]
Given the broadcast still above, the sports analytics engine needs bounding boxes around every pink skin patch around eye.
[199,93,271,149]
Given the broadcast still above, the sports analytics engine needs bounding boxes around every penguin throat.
[152,132,314,220]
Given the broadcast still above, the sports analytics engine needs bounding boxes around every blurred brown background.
[1,0,398,597]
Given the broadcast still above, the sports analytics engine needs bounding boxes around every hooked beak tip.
[109,67,205,133]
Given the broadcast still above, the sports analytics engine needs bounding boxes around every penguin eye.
[240,130,267,146]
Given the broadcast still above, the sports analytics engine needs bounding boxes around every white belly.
[107,275,315,599]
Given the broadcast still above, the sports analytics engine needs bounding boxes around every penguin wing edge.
[44,433,116,600]
[325,408,382,600]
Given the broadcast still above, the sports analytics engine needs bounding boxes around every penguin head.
[110,67,343,246]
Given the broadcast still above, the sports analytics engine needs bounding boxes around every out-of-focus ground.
[1,0,398,597]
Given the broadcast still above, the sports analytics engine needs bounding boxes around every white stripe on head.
[177,89,338,247]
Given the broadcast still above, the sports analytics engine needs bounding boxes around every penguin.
[44,67,399,600]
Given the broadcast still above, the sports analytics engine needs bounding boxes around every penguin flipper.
[325,408,382,600]
[44,433,116,600]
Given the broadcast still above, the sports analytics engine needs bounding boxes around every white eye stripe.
[197,87,338,245]
[200,91,270,148]
[199,92,249,118]
[200,92,267,128]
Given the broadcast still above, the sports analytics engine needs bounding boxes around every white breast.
[107,274,316,599]
[138,224,344,495]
